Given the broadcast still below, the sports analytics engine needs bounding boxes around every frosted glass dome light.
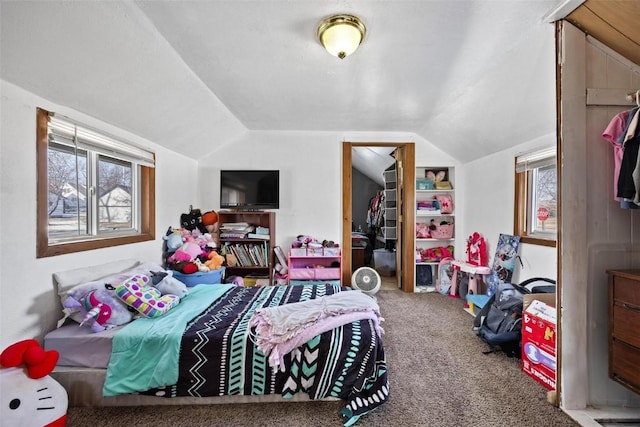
[317,14,366,59]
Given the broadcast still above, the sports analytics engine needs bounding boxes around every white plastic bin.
[373,249,396,271]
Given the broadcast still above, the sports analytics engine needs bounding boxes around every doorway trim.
[342,141,416,292]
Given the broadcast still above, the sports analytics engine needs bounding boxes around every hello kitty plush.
[0,340,68,427]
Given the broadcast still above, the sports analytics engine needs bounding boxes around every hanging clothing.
[366,191,385,230]
[602,109,630,201]
[617,107,640,202]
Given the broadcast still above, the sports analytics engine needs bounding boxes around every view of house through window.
[514,146,557,247]
[37,108,155,257]
[98,156,133,232]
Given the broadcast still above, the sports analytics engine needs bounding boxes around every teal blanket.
[103,284,234,396]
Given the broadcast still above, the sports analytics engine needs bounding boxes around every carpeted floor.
[66,288,578,427]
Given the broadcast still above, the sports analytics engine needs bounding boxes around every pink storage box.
[315,268,341,280]
[289,269,315,280]
[290,248,307,256]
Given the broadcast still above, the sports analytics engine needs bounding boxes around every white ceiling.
[1,0,566,164]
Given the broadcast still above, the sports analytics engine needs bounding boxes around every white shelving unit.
[382,166,397,241]
[415,166,455,293]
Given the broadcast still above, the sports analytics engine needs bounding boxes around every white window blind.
[515,146,556,173]
[48,114,155,168]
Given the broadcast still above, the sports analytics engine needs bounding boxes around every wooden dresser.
[608,269,640,395]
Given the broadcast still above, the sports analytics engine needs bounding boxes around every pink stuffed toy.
[168,241,202,263]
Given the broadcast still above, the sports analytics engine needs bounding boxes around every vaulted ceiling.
[3,1,633,165]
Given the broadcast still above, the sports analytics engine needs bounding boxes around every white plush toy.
[150,270,189,299]
[0,340,68,427]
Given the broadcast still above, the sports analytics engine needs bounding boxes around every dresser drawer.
[613,276,640,308]
[611,340,640,393]
[613,305,640,349]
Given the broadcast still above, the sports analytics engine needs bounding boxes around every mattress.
[44,322,122,369]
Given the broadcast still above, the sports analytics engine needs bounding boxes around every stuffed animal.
[167,241,202,263]
[205,250,225,271]
[193,258,210,272]
[225,275,244,286]
[292,235,322,248]
[168,261,199,274]
[64,283,134,333]
[180,208,207,234]
[163,227,183,252]
[201,210,219,235]
[115,274,180,318]
[0,340,68,427]
[150,270,189,299]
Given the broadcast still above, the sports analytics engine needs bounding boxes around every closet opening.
[341,142,416,292]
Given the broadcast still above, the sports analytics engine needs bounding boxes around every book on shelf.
[220,223,255,232]
[247,233,270,240]
[255,226,270,235]
[220,223,256,239]
[222,241,269,267]
[274,246,287,267]
[221,222,250,229]
[220,232,249,239]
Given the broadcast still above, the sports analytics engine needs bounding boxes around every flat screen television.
[220,170,280,210]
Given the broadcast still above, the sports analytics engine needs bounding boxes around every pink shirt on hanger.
[602,110,630,201]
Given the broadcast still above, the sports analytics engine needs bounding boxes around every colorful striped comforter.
[104,283,388,426]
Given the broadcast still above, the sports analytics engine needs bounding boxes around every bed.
[46,260,388,426]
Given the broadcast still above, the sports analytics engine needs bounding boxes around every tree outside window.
[37,108,155,258]
[514,147,557,247]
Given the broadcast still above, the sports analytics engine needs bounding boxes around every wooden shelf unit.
[217,211,276,283]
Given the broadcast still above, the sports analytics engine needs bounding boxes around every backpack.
[473,277,556,358]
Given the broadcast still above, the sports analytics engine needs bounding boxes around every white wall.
[196,131,457,250]
[0,81,199,349]
[460,134,558,283]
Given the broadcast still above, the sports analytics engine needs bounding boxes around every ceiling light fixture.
[317,14,366,59]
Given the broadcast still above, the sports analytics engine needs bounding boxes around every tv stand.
[217,211,276,283]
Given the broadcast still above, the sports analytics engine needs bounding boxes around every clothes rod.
[586,88,637,106]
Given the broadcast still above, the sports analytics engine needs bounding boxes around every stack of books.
[220,222,255,239]
[247,226,270,240]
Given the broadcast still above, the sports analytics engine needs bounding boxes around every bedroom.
[1,0,639,425]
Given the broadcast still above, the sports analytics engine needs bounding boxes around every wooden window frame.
[513,159,557,248]
[36,108,155,258]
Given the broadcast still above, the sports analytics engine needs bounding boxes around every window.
[37,108,155,257]
[514,146,557,247]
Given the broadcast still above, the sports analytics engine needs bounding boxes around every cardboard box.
[523,292,555,311]
[522,299,557,390]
